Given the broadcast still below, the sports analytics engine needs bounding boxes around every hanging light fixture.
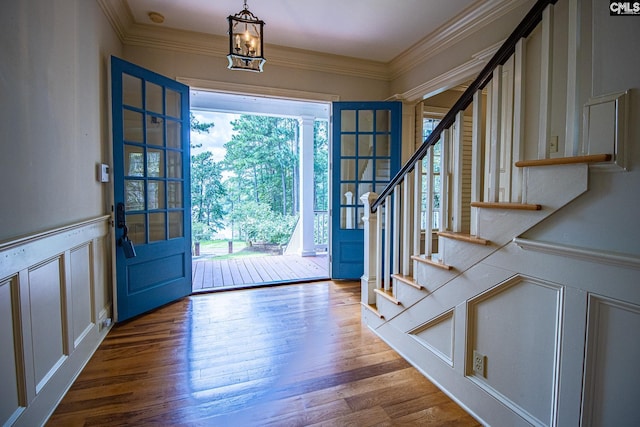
[227,0,266,72]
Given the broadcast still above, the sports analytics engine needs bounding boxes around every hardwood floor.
[47,281,480,426]
[192,254,328,292]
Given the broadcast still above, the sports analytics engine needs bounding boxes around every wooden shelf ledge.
[515,154,611,168]
[411,255,453,270]
[438,231,489,246]
[391,273,423,290]
[374,288,402,305]
[361,302,384,319]
[470,201,542,211]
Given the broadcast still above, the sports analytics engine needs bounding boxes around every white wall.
[0,1,121,425]
[0,0,121,243]
[122,45,391,102]
[522,0,640,256]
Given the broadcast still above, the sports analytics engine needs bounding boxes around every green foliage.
[191,151,226,234]
[223,115,298,217]
[229,201,297,245]
[313,120,329,211]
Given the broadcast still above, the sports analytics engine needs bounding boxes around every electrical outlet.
[473,350,486,377]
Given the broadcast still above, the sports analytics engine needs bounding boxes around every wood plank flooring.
[47,281,480,426]
[192,254,328,291]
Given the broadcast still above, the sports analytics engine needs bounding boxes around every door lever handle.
[116,202,136,258]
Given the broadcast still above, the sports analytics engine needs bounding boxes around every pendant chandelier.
[227,0,266,72]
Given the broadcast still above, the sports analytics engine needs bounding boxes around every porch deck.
[192,253,329,291]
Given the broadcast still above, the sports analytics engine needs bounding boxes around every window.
[421,117,441,230]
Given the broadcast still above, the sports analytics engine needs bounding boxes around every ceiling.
[122,0,478,63]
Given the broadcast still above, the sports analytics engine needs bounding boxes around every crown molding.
[393,40,502,102]
[389,0,530,80]
[178,78,340,103]
[97,0,524,84]
[97,0,389,81]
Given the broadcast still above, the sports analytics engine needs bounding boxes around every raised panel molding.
[467,275,563,426]
[409,309,454,366]
[582,295,640,426]
[0,216,111,427]
[0,277,24,426]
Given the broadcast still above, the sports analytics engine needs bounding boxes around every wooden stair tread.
[411,255,453,270]
[438,231,489,245]
[361,302,384,319]
[374,288,401,305]
[391,273,423,290]
[515,153,611,168]
[470,201,541,211]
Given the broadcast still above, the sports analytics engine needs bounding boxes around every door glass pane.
[358,182,373,201]
[126,214,146,245]
[340,135,355,156]
[125,180,145,211]
[376,134,390,156]
[340,207,356,229]
[167,151,182,178]
[168,182,182,208]
[340,184,356,203]
[375,160,390,180]
[356,207,364,229]
[146,81,163,114]
[167,120,181,148]
[358,110,373,132]
[376,110,390,131]
[122,74,142,108]
[358,135,373,156]
[340,159,355,181]
[147,181,165,210]
[146,115,164,146]
[123,110,143,142]
[341,110,356,132]
[124,145,144,176]
[169,211,183,239]
[147,149,164,177]
[358,160,368,180]
[149,212,166,242]
[166,89,181,118]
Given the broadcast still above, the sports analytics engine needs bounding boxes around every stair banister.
[370,0,558,214]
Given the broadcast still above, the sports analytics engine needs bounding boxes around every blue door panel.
[331,101,401,280]
[111,56,192,321]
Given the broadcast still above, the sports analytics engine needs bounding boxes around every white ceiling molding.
[388,0,530,80]
[178,77,340,104]
[97,0,522,84]
[393,40,502,102]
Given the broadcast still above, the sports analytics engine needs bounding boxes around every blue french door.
[111,56,192,322]
[331,101,401,279]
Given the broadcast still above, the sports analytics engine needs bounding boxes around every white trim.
[389,0,530,79]
[97,0,524,83]
[538,4,554,159]
[513,237,640,270]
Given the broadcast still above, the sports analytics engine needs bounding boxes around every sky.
[190,110,240,162]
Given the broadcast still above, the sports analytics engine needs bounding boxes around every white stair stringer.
[382,163,589,324]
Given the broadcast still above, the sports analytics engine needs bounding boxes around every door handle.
[116,202,137,258]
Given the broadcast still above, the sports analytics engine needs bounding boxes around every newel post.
[361,192,378,305]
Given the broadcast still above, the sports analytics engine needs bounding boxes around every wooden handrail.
[515,154,611,167]
[371,0,558,213]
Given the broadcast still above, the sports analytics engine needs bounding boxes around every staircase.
[359,0,616,425]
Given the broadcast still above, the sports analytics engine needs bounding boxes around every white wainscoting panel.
[409,309,454,365]
[0,216,111,427]
[28,258,67,393]
[0,276,23,425]
[467,275,563,426]
[70,244,94,348]
[582,295,640,426]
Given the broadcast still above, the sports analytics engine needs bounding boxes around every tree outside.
[189,111,328,258]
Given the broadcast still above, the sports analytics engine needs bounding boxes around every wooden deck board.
[192,253,329,291]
